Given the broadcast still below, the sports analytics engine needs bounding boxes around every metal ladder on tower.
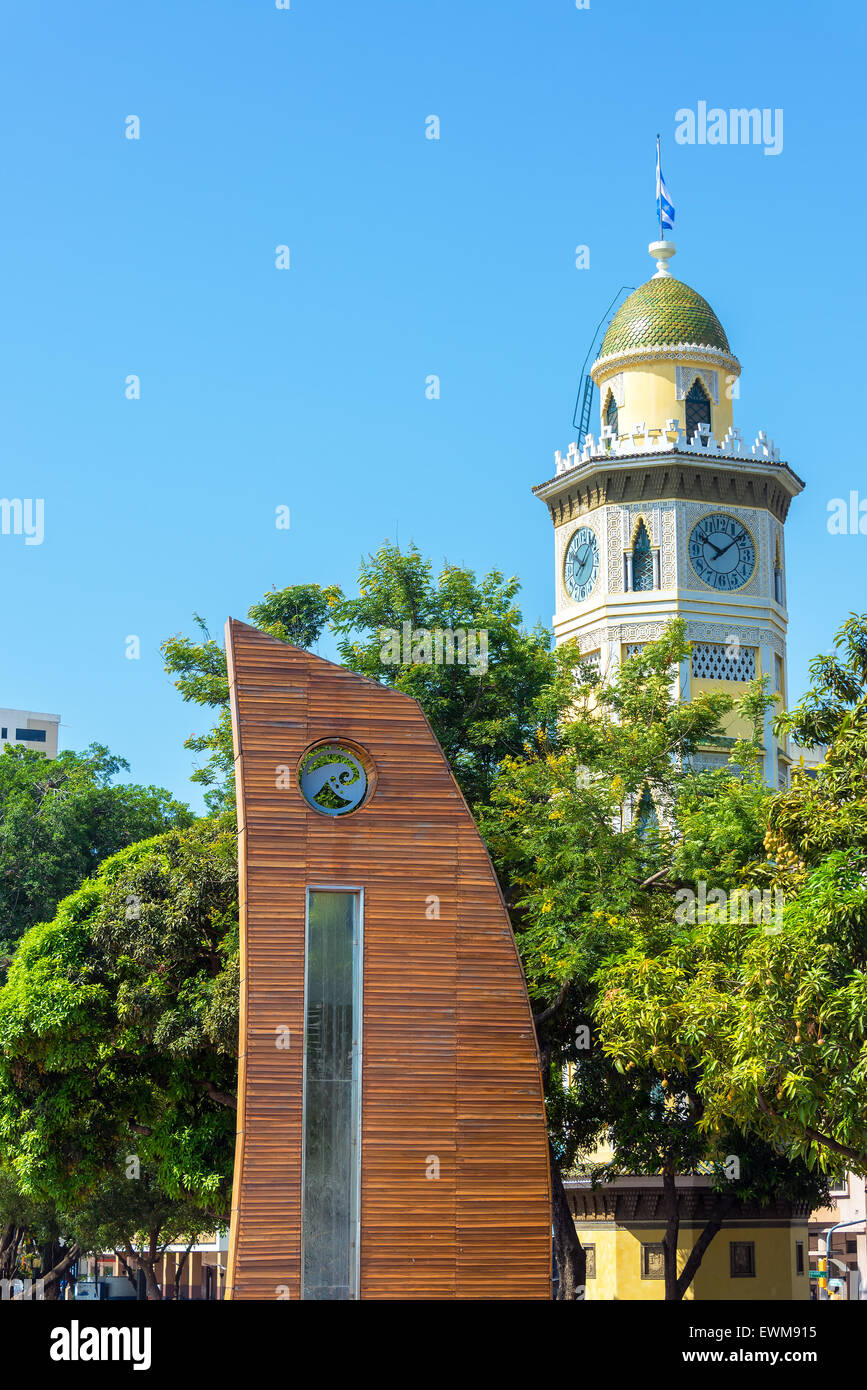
[572,286,635,449]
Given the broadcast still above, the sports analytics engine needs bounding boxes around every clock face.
[688,513,756,590]
[564,526,600,602]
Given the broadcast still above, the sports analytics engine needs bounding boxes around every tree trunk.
[38,1243,81,1300]
[550,1142,586,1299]
[124,1235,163,1301]
[0,1224,24,1282]
[674,1197,735,1299]
[661,1167,736,1300]
[661,1164,680,1301]
[173,1241,194,1301]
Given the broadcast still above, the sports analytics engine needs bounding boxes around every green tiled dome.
[598,276,730,358]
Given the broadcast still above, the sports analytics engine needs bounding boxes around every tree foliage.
[595,613,867,1176]
[481,620,826,1296]
[0,818,239,1224]
[0,743,192,959]
[332,540,554,809]
[161,586,339,811]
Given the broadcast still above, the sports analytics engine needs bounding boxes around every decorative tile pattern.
[598,277,731,357]
[691,642,756,681]
[686,620,785,659]
[676,365,719,403]
[678,501,767,600]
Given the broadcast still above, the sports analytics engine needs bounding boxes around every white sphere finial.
[649,240,676,278]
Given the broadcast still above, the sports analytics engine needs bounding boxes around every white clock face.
[564,526,600,602]
[688,513,756,591]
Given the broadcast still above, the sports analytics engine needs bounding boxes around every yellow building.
[568,1176,810,1301]
[534,236,805,790]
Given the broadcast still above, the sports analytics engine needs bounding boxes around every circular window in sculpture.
[297,741,374,817]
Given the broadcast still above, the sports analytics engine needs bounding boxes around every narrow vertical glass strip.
[302,890,361,1300]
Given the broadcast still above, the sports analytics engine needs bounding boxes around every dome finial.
[648,240,676,278]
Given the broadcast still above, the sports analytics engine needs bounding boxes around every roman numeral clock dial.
[564,525,600,602]
[688,513,756,591]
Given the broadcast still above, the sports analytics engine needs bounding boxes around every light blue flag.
[656,136,675,233]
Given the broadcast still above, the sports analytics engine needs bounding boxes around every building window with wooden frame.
[641,1243,665,1279]
[730,1241,756,1278]
[584,1244,596,1280]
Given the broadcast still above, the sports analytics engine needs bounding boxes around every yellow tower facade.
[534,238,805,787]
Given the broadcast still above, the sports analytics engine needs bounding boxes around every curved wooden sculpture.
[225,619,551,1299]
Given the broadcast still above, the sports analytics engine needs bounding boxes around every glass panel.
[302,891,360,1300]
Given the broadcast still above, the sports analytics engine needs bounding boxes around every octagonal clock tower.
[534,239,805,788]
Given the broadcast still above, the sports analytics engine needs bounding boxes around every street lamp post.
[820,1218,865,1300]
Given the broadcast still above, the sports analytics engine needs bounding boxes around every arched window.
[632,520,654,592]
[685,378,711,441]
[605,391,619,435]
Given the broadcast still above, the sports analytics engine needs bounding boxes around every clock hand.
[712,538,739,560]
[703,537,727,558]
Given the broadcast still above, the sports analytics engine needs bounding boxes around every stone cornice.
[566,1181,811,1224]
[534,455,804,527]
[591,340,741,383]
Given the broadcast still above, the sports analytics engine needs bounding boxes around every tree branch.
[533,979,569,1029]
[757,1091,867,1166]
[202,1080,237,1110]
[675,1195,736,1300]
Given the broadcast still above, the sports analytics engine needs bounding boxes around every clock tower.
[534,238,805,788]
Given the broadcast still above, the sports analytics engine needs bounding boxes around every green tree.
[0,743,192,959]
[332,540,554,809]
[0,818,239,1235]
[61,1161,213,1301]
[595,614,867,1176]
[480,622,824,1297]
[164,546,553,815]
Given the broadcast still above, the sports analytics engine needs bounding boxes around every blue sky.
[1,0,863,810]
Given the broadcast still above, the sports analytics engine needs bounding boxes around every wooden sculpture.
[225,619,551,1299]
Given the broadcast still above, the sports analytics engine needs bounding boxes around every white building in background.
[809,1173,867,1300]
[0,708,60,758]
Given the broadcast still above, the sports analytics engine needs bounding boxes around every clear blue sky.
[1,0,863,810]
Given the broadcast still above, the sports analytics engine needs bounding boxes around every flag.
[656,136,675,233]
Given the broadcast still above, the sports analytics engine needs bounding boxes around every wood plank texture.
[224,619,551,1300]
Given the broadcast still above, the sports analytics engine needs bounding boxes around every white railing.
[553,422,782,476]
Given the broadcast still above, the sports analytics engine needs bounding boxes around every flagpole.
[656,133,663,241]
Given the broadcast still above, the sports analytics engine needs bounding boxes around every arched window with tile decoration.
[631,520,654,591]
[604,389,619,436]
